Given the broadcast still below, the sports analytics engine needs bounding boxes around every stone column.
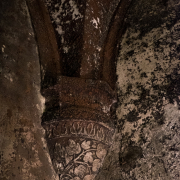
[27,0,132,179]
[42,76,116,180]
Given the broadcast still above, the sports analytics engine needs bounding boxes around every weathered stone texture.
[0,0,57,179]
[1,0,180,179]
[45,0,121,79]
[96,0,180,179]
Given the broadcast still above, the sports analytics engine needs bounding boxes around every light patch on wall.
[4,73,13,82]
[55,25,64,35]
[40,65,45,81]
[41,137,54,165]
[33,84,45,114]
[97,46,101,52]
[39,94,45,113]
[91,17,100,29]
[21,157,42,180]
[69,0,83,20]
[1,45,5,53]
[63,46,69,53]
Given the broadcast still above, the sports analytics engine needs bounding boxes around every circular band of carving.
[42,120,114,147]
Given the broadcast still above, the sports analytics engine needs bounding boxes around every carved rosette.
[41,76,116,179]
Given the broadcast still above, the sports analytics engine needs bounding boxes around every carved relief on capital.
[51,138,108,180]
[42,120,114,179]
[43,120,114,146]
[41,77,116,179]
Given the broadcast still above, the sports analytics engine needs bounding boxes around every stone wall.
[97,0,180,179]
[1,0,180,180]
[0,0,57,179]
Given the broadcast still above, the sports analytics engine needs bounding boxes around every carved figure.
[26,0,132,179]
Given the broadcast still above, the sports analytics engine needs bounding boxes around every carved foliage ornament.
[52,138,107,180]
[44,120,112,179]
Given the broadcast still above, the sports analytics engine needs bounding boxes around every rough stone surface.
[0,0,57,179]
[1,0,180,180]
[44,0,121,82]
[96,0,180,179]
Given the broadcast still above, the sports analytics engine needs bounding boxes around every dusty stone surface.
[96,0,180,179]
[1,0,180,180]
[44,0,121,80]
[0,0,57,179]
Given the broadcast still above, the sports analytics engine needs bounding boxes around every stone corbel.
[41,76,116,180]
[26,0,132,179]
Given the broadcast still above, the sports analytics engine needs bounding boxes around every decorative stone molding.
[41,77,116,179]
[42,76,116,111]
[43,120,114,146]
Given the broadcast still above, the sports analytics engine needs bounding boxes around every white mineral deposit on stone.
[96,46,101,52]
[4,73,13,82]
[69,0,83,20]
[40,65,45,80]
[1,45,5,53]
[91,18,99,29]
[56,25,64,35]
[63,46,69,53]
[39,95,45,113]
[53,0,65,19]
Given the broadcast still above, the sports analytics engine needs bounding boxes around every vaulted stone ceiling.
[1,0,180,180]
